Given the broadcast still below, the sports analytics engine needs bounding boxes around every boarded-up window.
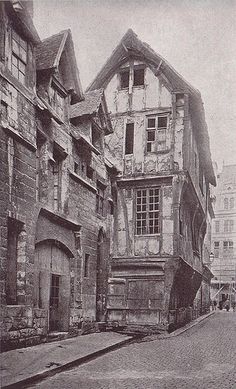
[125,123,134,154]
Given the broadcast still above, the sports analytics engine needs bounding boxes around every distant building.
[211,165,236,306]
[87,29,216,332]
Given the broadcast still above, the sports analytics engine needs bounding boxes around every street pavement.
[27,311,236,389]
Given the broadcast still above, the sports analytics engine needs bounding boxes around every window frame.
[125,122,134,155]
[133,67,145,87]
[119,68,129,89]
[146,114,168,153]
[96,181,106,216]
[215,220,220,233]
[49,83,65,119]
[84,254,90,278]
[135,187,160,235]
[11,29,27,84]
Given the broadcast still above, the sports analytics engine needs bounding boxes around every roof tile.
[70,89,104,118]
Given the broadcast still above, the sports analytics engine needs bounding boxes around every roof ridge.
[41,29,70,43]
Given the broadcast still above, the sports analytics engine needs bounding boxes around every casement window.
[11,30,27,84]
[224,220,234,233]
[224,197,229,210]
[49,86,64,118]
[230,197,234,209]
[96,182,105,216]
[84,254,90,277]
[223,241,233,256]
[146,115,168,152]
[119,66,145,89]
[215,220,220,233]
[214,241,219,258]
[136,188,160,235]
[125,123,134,155]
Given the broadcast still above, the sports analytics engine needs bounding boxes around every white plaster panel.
[105,74,119,114]
[117,89,129,112]
[145,68,159,108]
[162,186,173,217]
[134,116,145,164]
[148,238,160,254]
[162,233,173,254]
[162,219,173,235]
[134,237,146,256]
[132,87,145,111]
[159,84,172,107]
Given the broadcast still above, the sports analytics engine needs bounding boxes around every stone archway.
[34,240,72,332]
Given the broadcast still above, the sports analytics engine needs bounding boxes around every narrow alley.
[27,312,236,389]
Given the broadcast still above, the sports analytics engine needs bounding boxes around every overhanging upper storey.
[86,29,216,187]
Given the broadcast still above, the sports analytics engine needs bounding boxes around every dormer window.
[11,30,27,84]
[49,85,64,118]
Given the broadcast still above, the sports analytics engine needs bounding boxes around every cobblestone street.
[28,312,236,389]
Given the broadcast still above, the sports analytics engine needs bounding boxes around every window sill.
[135,233,161,237]
[70,171,97,193]
[145,149,171,155]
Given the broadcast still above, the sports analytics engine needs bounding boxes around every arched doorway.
[34,240,72,332]
[96,229,107,321]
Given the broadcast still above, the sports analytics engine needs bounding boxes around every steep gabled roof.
[5,1,40,44]
[70,89,104,118]
[36,29,83,101]
[70,89,113,134]
[36,30,67,71]
[87,29,216,186]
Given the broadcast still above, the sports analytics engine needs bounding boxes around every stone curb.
[166,311,215,338]
[137,311,216,343]
[2,336,134,389]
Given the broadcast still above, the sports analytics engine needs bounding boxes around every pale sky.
[33,0,236,170]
